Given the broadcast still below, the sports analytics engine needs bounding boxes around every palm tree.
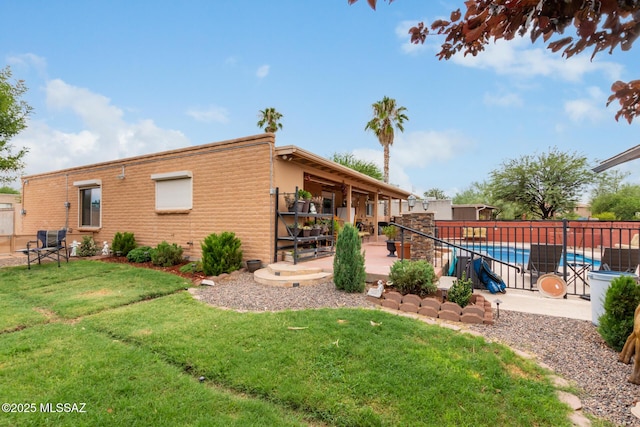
[257,107,283,133]
[364,96,408,184]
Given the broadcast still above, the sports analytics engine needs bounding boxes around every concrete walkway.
[301,241,593,322]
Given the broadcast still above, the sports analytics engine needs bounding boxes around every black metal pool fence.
[432,220,640,296]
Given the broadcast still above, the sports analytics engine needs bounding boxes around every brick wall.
[394,213,435,263]
[21,134,276,263]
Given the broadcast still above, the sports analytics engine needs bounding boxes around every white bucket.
[587,271,638,326]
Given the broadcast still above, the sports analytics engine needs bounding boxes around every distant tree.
[452,181,488,205]
[591,184,640,220]
[0,66,32,185]
[349,0,640,123]
[423,188,447,200]
[591,169,630,199]
[364,96,408,184]
[489,148,595,220]
[257,107,283,133]
[0,185,19,194]
[331,152,383,180]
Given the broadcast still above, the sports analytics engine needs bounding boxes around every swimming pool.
[460,244,600,268]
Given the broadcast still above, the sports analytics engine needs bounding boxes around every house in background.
[0,193,23,254]
[19,134,411,265]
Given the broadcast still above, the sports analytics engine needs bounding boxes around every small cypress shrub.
[333,223,366,293]
[77,235,98,257]
[112,232,136,256]
[388,259,437,297]
[598,275,640,351]
[201,232,243,276]
[126,246,154,263]
[151,241,184,267]
[447,272,473,308]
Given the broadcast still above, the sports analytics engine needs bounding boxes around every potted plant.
[311,195,323,213]
[301,225,312,237]
[311,223,322,236]
[297,189,312,213]
[284,194,296,212]
[287,222,300,237]
[382,225,398,257]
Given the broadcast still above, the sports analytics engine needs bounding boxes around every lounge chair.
[23,229,69,270]
[523,244,563,289]
[600,247,640,273]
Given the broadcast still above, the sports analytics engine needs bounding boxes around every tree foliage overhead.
[349,0,640,123]
[256,107,283,133]
[489,147,595,219]
[423,187,448,200]
[0,66,32,184]
[331,152,383,180]
[591,184,640,220]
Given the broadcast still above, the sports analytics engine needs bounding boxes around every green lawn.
[0,260,598,426]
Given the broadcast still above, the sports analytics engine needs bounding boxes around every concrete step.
[254,266,333,287]
[266,262,325,277]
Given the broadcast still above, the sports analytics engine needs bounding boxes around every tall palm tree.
[364,96,408,184]
[257,107,283,133]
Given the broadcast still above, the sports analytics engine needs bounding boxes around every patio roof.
[275,145,411,200]
[592,144,640,172]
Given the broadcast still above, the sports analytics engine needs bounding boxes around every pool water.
[461,244,600,268]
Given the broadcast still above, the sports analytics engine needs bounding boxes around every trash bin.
[587,271,638,326]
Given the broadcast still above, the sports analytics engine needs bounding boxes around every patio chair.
[600,247,640,273]
[24,229,69,270]
[523,244,563,290]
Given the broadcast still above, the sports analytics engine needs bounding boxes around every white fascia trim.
[73,179,102,187]
[150,171,192,181]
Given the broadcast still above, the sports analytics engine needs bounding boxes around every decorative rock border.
[367,291,494,325]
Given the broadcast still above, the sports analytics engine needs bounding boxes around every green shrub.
[112,232,136,256]
[77,235,98,257]
[388,259,437,297]
[201,232,243,276]
[333,223,366,293]
[151,241,184,267]
[126,246,154,263]
[447,273,473,308]
[593,212,617,221]
[598,275,640,351]
[179,261,204,274]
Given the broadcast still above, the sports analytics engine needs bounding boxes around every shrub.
[388,259,437,297]
[598,275,640,352]
[447,273,473,308]
[112,232,136,256]
[126,246,154,263]
[333,223,366,293]
[77,235,98,257]
[151,241,184,267]
[179,261,204,274]
[201,232,243,276]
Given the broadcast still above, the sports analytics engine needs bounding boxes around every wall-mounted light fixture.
[117,165,126,180]
[422,199,429,211]
[20,209,27,215]
[407,194,416,211]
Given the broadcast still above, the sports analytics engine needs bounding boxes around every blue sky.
[2,1,639,198]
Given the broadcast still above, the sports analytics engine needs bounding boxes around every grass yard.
[0,260,594,426]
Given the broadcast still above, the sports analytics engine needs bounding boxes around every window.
[151,171,192,211]
[366,201,374,217]
[74,180,102,228]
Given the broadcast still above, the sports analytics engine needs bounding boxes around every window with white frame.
[74,179,102,228]
[151,171,192,211]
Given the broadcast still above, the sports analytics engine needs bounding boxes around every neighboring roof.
[593,144,640,172]
[275,145,411,200]
[452,204,497,210]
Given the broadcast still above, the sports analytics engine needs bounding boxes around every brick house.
[19,134,411,264]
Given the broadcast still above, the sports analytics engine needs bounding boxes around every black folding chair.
[24,230,69,269]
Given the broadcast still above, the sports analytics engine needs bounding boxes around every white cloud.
[256,64,270,79]
[483,92,523,107]
[352,130,472,192]
[451,36,623,83]
[6,53,48,75]
[16,79,189,176]
[186,105,230,123]
[564,86,607,122]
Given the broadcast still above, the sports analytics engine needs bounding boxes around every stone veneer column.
[394,212,435,264]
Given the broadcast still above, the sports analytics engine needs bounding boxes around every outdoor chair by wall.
[24,229,69,270]
[524,244,563,284]
[600,247,640,273]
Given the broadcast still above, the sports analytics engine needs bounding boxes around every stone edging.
[366,291,494,325]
